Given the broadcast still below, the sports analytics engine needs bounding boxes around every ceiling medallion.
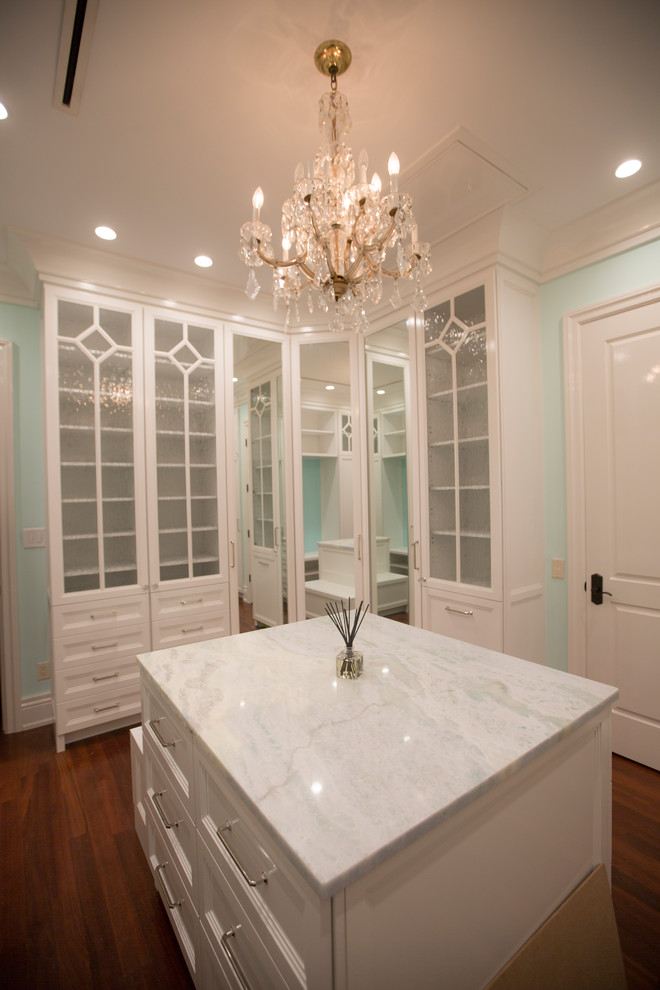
[239,40,431,332]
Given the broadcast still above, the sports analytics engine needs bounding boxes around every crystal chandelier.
[239,40,431,332]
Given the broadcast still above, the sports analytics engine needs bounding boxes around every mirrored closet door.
[231,333,287,631]
[364,322,416,623]
[295,336,367,618]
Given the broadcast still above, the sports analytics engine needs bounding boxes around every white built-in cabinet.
[44,286,230,750]
[416,268,545,661]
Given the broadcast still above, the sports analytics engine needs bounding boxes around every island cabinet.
[134,615,618,990]
[43,284,231,751]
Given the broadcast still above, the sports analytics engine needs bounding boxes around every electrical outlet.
[37,661,50,681]
[551,558,565,580]
[23,527,46,548]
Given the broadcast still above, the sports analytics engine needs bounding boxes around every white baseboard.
[21,693,54,730]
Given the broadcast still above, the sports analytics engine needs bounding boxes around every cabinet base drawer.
[51,593,150,637]
[56,684,141,737]
[422,588,503,650]
[130,726,148,858]
[151,610,230,650]
[145,740,197,897]
[53,623,151,669]
[54,653,139,703]
[147,813,199,982]
[151,583,229,621]
[141,680,194,806]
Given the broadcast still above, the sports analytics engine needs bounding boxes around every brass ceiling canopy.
[314,40,352,83]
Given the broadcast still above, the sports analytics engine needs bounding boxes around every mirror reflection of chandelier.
[239,40,431,332]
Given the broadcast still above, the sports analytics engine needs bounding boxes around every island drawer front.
[423,588,503,651]
[142,681,194,807]
[54,652,139,703]
[145,742,197,898]
[147,816,199,983]
[151,609,230,650]
[195,749,318,986]
[56,683,141,736]
[150,583,229,620]
[51,594,150,638]
[198,833,301,990]
[52,623,151,670]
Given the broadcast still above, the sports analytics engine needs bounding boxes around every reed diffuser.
[325,598,369,679]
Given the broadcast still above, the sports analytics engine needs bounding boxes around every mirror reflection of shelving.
[153,320,219,583]
[424,285,491,588]
[57,300,139,594]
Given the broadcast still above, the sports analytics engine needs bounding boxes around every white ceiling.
[1,0,659,303]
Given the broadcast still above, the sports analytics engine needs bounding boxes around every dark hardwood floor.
[1,726,658,988]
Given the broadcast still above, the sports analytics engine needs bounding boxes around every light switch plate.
[551,558,565,580]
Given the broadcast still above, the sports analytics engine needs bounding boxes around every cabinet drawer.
[196,750,320,989]
[145,741,196,896]
[51,594,149,637]
[147,815,199,982]
[151,609,230,650]
[151,583,229,621]
[130,726,148,858]
[54,653,139,703]
[142,681,194,806]
[52,623,151,669]
[423,588,503,651]
[56,682,141,735]
[198,834,299,990]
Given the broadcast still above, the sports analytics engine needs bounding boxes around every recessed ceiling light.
[194,255,213,268]
[0,102,8,120]
[376,388,386,395]
[95,225,117,240]
[325,384,335,391]
[232,377,238,383]
[615,159,642,178]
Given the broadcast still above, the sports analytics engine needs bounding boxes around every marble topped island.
[135,614,618,989]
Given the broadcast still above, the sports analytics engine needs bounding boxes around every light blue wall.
[0,301,49,698]
[539,237,660,670]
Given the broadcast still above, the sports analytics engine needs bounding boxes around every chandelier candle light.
[239,40,431,332]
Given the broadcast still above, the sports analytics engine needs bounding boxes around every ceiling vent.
[53,0,100,115]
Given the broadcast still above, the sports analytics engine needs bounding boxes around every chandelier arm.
[253,240,308,271]
[307,208,337,278]
[380,261,418,280]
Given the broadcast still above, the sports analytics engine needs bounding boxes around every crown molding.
[541,180,660,281]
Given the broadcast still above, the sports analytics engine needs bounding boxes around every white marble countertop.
[137,613,617,899]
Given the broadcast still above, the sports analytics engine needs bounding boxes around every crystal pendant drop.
[390,279,401,308]
[246,268,260,301]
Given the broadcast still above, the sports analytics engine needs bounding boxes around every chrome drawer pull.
[152,790,179,829]
[91,641,119,651]
[148,717,179,749]
[180,598,203,606]
[93,701,120,713]
[182,625,203,633]
[90,610,117,620]
[444,606,474,616]
[155,863,181,909]
[92,671,119,682]
[216,821,269,887]
[221,928,253,990]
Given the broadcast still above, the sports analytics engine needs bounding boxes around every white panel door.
[582,298,660,769]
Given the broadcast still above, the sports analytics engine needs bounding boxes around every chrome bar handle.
[90,610,117,620]
[92,671,119,682]
[230,540,236,568]
[221,928,253,990]
[413,540,419,570]
[93,701,120,713]
[155,863,181,909]
[182,625,203,634]
[180,597,204,606]
[445,606,474,616]
[91,641,118,651]
[357,534,362,560]
[152,790,179,830]
[149,717,178,749]
[216,821,269,887]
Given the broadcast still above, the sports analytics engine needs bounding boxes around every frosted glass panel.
[57,299,139,594]
[152,320,220,582]
[424,284,491,588]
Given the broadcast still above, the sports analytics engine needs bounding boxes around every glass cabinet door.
[424,284,491,588]
[56,298,143,595]
[149,317,222,584]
